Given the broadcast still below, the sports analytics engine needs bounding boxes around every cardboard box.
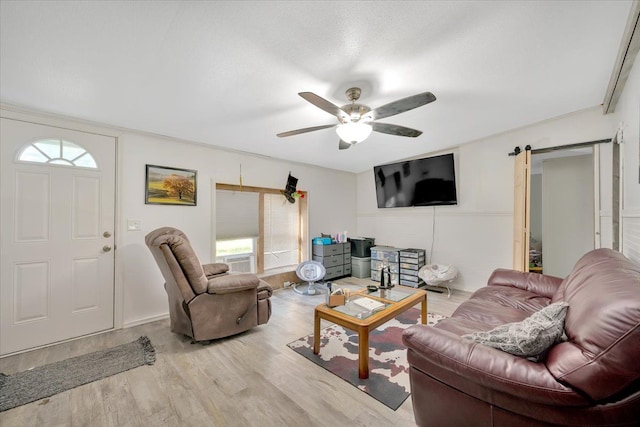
[327,294,346,307]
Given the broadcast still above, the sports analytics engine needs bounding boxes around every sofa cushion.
[466,285,551,314]
[488,268,563,299]
[446,298,532,331]
[207,273,259,294]
[462,301,569,358]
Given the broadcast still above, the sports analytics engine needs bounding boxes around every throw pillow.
[462,301,569,359]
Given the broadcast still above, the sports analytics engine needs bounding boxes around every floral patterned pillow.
[463,301,569,359]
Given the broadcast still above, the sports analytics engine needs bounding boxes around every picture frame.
[145,164,197,206]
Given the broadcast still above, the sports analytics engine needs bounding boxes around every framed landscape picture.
[145,165,197,206]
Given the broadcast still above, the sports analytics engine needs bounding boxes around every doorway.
[530,149,595,277]
[513,140,611,275]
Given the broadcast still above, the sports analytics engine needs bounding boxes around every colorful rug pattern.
[287,309,445,410]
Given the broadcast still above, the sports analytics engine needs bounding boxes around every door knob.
[103,231,112,238]
[103,245,112,252]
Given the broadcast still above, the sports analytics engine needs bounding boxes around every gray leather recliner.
[145,227,272,342]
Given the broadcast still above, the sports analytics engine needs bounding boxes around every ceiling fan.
[277,87,436,150]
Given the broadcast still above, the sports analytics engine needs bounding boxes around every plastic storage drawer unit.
[370,246,401,263]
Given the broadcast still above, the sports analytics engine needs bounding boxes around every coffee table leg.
[358,327,369,379]
[313,310,321,354]
[421,295,427,324]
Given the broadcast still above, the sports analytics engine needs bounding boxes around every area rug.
[0,336,156,412]
[287,310,445,410]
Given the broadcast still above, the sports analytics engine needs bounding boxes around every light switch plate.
[127,219,141,231]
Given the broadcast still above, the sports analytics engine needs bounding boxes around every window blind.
[263,193,300,270]
[215,190,259,240]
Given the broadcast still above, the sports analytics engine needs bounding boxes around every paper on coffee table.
[352,297,385,312]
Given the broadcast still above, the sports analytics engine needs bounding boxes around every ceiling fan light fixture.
[278,87,435,145]
[336,122,372,144]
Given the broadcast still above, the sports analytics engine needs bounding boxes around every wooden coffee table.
[313,286,427,379]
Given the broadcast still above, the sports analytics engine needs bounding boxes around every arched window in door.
[17,139,98,168]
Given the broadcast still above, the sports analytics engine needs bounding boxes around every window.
[216,237,257,273]
[216,238,255,258]
[216,183,308,274]
[263,193,300,270]
[17,139,97,168]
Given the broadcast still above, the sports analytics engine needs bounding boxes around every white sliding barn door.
[1,118,116,355]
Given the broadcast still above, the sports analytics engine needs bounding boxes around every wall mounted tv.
[374,153,457,208]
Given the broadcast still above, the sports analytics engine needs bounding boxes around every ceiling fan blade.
[277,124,336,138]
[338,139,352,150]
[369,92,436,121]
[299,92,349,121]
[371,122,423,137]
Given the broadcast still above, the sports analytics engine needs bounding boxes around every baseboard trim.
[124,313,170,329]
[259,270,298,290]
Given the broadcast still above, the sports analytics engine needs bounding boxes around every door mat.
[0,336,155,412]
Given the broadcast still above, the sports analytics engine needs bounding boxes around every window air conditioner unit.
[222,254,255,273]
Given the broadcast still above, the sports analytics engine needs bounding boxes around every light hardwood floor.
[0,278,470,427]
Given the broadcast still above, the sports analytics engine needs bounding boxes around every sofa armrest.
[207,273,258,294]
[402,324,585,406]
[487,268,563,299]
[203,262,229,278]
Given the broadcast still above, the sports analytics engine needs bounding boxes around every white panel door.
[1,118,115,355]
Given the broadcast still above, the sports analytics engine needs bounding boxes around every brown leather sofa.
[146,227,272,342]
[402,248,640,426]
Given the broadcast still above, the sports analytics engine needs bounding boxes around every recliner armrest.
[203,262,230,278]
[402,324,585,407]
[207,273,258,294]
[257,280,273,299]
[487,268,563,299]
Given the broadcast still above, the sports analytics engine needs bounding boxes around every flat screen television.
[373,153,457,208]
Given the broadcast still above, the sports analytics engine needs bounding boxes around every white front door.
[1,118,116,355]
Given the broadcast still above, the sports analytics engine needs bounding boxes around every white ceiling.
[0,1,632,173]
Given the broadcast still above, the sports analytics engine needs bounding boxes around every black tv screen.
[374,153,457,208]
